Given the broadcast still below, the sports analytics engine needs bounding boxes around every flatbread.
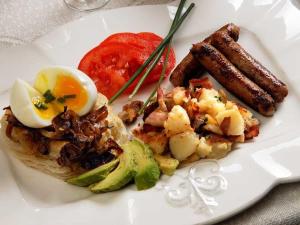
[0,94,128,180]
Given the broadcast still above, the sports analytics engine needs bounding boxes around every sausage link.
[170,23,240,87]
[169,53,204,87]
[190,42,275,116]
[210,31,288,103]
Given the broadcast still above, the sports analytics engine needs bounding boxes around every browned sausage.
[190,42,275,116]
[169,53,204,87]
[170,23,240,87]
[203,23,240,43]
[210,31,288,103]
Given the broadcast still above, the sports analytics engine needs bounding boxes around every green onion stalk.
[108,1,195,104]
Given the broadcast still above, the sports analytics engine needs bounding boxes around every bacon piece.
[118,100,143,125]
[220,117,231,135]
[192,114,207,133]
[245,125,259,140]
[143,101,159,121]
[142,124,164,133]
[157,87,167,112]
[144,109,168,127]
[189,77,213,91]
[206,134,231,144]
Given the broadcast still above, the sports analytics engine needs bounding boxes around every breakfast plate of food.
[0,0,300,224]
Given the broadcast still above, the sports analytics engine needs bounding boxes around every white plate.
[1,0,300,224]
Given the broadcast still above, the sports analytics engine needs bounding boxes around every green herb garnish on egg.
[43,89,56,103]
[57,94,76,103]
[34,101,48,110]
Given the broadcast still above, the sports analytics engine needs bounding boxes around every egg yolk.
[53,74,88,112]
[32,96,57,120]
[32,74,88,120]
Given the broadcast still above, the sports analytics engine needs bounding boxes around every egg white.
[10,79,52,128]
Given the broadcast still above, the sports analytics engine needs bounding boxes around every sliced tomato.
[137,32,162,43]
[100,33,151,50]
[78,32,176,99]
[79,43,145,98]
[137,32,176,83]
[100,32,162,53]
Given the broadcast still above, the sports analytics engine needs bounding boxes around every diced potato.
[133,130,168,154]
[180,153,201,167]
[199,88,219,101]
[198,89,226,116]
[204,124,223,135]
[208,102,226,117]
[207,142,232,159]
[147,134,168,154]
[185,98,201,119]
[172,87,189,105]
[196,137,212,158]
[215,108,245,136]
[203,114,223,135]
[225,101,235,110]
[238,105,260,128]
[197,98,212,113]
[164,105,192,136]
[169,131,199,161]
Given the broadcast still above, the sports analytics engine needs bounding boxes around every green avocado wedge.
[89,141,137,193]
[89,139,161,193]
[67,159,119,187]
[131,139,160,190]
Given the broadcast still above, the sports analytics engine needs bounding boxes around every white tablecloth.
[1,1,299,224]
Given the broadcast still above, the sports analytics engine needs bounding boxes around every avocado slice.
[153,154,179,176]
[131,139,160,190]
[89,142,137,193]
[67,159,119,187]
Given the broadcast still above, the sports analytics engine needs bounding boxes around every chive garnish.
[214,96,222,102]
[57,94,76,103]
[43,90,56,103]
[34,101,48,110]
[130,0,187,100]
[139,44,172,114]
[129,47,166,99]
[108,1,195,104]
[139,0,187,113]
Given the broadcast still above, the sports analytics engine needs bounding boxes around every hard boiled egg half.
[10,66,97,128]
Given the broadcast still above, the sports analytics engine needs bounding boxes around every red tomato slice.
[100,32,161,53]
[100,33,150,49]
[137,32,176,83]
[137,32,162,43]
[79,43,145,98]
[78,32,176,99]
